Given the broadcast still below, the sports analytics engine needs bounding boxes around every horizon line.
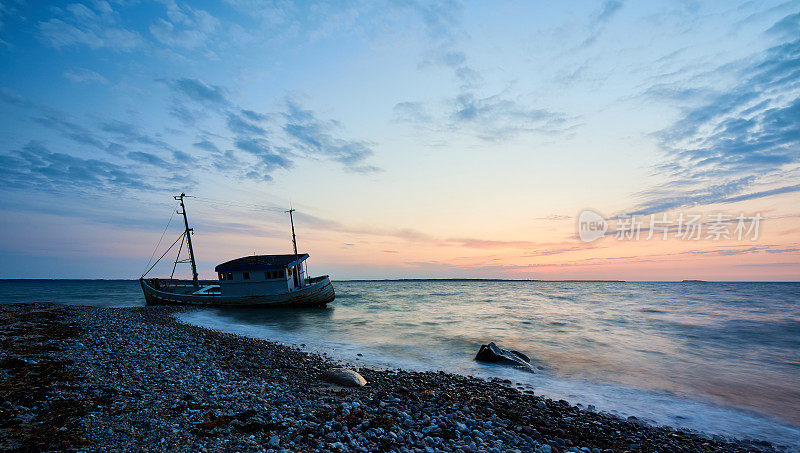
[0,278,798,283]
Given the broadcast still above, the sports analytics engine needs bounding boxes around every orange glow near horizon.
[136,192,800,282]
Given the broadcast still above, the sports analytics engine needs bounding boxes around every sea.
[1,279,799,448]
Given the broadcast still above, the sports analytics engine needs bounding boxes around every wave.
[176,310,800,450]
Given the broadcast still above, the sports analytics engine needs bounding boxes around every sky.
[0,0,798,280]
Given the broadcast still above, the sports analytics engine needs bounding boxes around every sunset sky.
[1,0,798,280]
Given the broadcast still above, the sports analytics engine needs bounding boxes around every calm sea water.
[2,280,799,447]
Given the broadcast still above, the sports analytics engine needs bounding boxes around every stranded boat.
[139,193,335,308]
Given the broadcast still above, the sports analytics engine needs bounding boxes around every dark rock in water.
[474,342,534,372]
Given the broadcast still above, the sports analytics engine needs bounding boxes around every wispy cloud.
[765,11,800,39]
[397,82,576,142]
[535,214,573,221]
[127,151,170,167]
[0,88,35,108]
[394,3,576,142]
[166,78,229,105]
[0,141,157,193]
[149,2,220,50]
[720,183,800,205]
[524,244,596,257]
[63,68,107,84]
[234,137,293,180]
[680,244,800,257]
[449,91,570,141]
[735,261,800,267]
[159,79,380,178]
[192,139,220,153]
[241,109,268,122]
[448,238,543,249]
[409,0,464,40]
[38,2,142,51]
[393,101,432,123]
[33,112,107,150]
[226,111,267,136]
[580,0,624,48]
[0,88,194,192]
[283,100,380,173]
[100,120,171,149]
[631,13,800,215]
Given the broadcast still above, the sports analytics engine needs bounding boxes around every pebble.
[0,303,782,453]
[321,367,368,387]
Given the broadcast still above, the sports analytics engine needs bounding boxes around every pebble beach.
[0,303,787,452]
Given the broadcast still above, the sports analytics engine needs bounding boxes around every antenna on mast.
[175,193,199,288]
[286,207,298,256]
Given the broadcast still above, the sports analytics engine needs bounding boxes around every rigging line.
[170,233,186,281]
[193,199,276,212]
[191,196,284,213]
[142,202,178,275]
[140,231,186,278]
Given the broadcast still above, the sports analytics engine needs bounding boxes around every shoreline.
[3,279,800,283]
[0,303,788,452]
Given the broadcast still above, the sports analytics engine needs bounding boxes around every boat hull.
[140,277,335,308]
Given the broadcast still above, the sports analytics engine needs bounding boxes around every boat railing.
[146,278,218,293]
[306,275,329,285]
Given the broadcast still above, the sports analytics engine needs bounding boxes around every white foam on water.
[176,310,800,450]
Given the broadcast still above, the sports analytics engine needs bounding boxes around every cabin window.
[227,272,233,280]
[219,272,225,280]
[243,272,250,280]
[274,270,283,279]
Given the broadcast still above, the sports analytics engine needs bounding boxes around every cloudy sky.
[0,0,798,280]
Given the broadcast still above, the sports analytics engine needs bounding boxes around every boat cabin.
[214,254,309,297]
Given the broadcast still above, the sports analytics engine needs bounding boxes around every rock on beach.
[321,367,367,387]
[475,341,535,372]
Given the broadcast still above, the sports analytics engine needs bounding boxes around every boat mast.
[175,193,199,288]
[287,208,298,256]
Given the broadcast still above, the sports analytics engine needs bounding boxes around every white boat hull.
[140,276,335,308]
